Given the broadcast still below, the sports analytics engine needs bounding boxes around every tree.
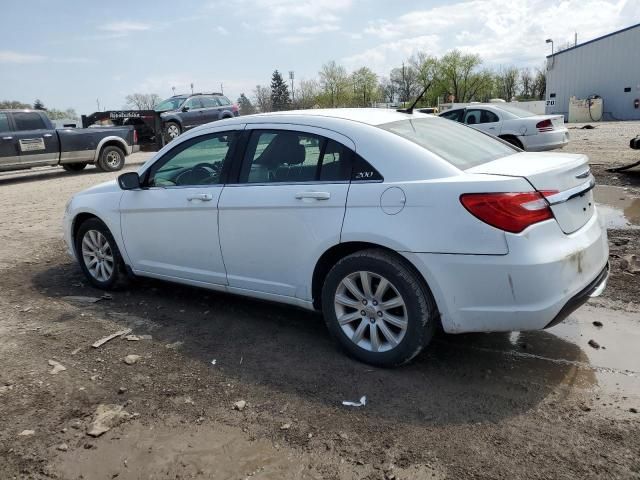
[237,93,256,115]
[495,66,520,101]
[519,68,533,98]
[125,93,161,110]
[0,100,32,109]
[532,68,546,100]
[33,99,46,110]
[351,67,378,106]
[390,63,419,104]
[378,77,395,104]
[319,61,349,107]
[270,70,291,111]
[296,79,320,109]
[46,108,78,120]
[253,85,272,113]
[435,50,493,103]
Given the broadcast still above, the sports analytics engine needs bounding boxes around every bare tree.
[495,66,520,101]
[520,68,533,98]
[125,93,161,110]
[296,79,320,109]
[378,77,395,104]
[532,68,546,100]
[390,63,419,104]
[0,100,32,109]
[253,85,272,113]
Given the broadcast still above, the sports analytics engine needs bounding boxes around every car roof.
[240,108,428,126]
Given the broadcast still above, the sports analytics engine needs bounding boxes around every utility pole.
[220,83,224,95]
[172,86,176,96]
[96,98,100,112]
[190,83,194,94]
[574,32,577,47]
[289,71,295,103]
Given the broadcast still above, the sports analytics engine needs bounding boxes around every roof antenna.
[397,82,432,114]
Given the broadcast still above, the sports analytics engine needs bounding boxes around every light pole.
[190,83,194,94]
[546,38,554,69]
[289,71,295,103]
[172,86,176,96]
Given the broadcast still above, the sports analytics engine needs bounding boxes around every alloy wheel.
[334,271,408,352]
[167,124,180,138]
[81,229,114,282]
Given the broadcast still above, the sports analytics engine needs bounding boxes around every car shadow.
[31,261,596,427]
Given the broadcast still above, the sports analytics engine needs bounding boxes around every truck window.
[13,112,47,131]
[0,113,10,132]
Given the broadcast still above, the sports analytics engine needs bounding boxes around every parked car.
[155,93,239,141]
[439,104,569,151]
[0,109,137,173]
[63,109,608,367]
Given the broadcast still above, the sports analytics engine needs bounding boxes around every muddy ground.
[1,123,639,480]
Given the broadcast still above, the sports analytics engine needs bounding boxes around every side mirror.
[118,172,141,190]
[181,106,189,112]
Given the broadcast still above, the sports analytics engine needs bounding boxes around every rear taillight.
[536,119,553,132]
[232,103,239,113]
[460,192,554,233]
[133,129,138,145]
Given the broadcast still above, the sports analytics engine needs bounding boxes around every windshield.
[379,117,516,170]
[495,104,536,118]
[154,97,187,112]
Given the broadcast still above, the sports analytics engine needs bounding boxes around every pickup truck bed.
[0,109,137,173]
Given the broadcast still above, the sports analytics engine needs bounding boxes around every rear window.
[495,104,535,118]
[379,117,516,170]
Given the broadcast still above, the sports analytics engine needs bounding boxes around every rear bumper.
[402,210,608,333]
[520,129,569,151]
[544,263,608,329]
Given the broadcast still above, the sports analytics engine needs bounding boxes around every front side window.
[379,117,516,170]
[155,97,186,112]
[0,113,10,132]
[239,130,350,183]
[183,97,202,110]
[148,132,237,187]
[13,112,46,131]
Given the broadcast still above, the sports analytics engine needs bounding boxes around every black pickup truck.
[0,110,138,173]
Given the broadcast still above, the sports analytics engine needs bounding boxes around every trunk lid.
[467,152,594,234]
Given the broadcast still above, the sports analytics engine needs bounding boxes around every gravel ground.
[1,129,639,480]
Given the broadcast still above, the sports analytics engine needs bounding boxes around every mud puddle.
[594,185,640,229]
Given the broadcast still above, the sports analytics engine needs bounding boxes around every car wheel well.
[98,140,126,160]
[311,242,429,311]
[72,213,106,247]
[498,134,524,149]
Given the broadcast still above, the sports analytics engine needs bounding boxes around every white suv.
[64,109,608,367]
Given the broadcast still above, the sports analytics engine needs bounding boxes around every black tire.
[164,121,182,143]
[62,163,88,172]
[74,218,128,290]
[500,135,524,149]
[96,146,125,172]
[321,249,438,367]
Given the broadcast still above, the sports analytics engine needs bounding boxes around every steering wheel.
[175,162,220,185]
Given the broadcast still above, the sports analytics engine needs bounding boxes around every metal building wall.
[545,25,640,121]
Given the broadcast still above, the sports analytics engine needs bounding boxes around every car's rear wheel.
[62,163,88,172]
[96,146,125,172]
[321,249,438,367]
[75,218,127,290]
[164,122,181,142]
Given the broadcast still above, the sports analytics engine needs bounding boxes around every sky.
[1,0,638,114]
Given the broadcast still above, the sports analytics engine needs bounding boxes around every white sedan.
[63,109,608,367]
[440,104,569,151]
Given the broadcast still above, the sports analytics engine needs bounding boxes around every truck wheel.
[97,146,125,172]
[62,163,87,172]
[164,122,181,142]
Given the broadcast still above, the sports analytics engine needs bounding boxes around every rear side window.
[239,130,351,183]
[13,112,46,131]
[217,96,231,106]
[440,109,463,122]
[379,117,516,170]
[0,113,10,132]
[200,96,219,108]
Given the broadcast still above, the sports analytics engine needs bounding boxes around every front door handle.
[43,133,53,137]
[187,193,213,202]
[2,136,13,141]
[295,191,330,200]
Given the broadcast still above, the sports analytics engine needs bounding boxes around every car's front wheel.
[75,218,127,289]
[321,249,438,367]
[164,121,181,142]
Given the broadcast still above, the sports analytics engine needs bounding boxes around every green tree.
[296,79,320,109]
[46,108,79,120]
[532,68,546,100]
[33,99,46,110]
[351,67,378,106]
[435,50,493,103]
[319,61,349,107]
[237,93,256,115]
[0,100,32,109]
[390,63,419,105]
[270,70,291,111]
[494,66,520,101]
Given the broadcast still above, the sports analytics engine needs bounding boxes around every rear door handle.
[2,136,13,141]
[43,133,53,137]
[295,191,330,200]
[187,193,213,201]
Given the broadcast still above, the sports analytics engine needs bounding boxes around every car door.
[0,112,20,168]
[181,97,205,129]
[11,112,60,166]
[218,125,353,300]
[119,127,242,285]
[463,109,502,135]
[199,96,222,123]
